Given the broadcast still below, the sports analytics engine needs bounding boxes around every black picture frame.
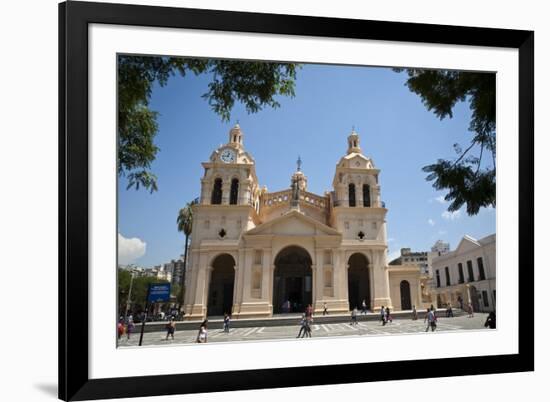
[59,1,534,400]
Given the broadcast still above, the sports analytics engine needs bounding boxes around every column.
[243,249,255,303]
[372,251,392,309]
[240,179,251,206]
[314,249,324,311]
[221,180,230,205]
[234,249,246,309]
[356,181,363,207]
[261,248,272,300]
[200,179,210,204]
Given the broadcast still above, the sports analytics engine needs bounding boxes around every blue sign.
[147,283,171,303]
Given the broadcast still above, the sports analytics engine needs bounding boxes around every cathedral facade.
[183,124,425,319]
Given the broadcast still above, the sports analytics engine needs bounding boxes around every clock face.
[220,149,236,163]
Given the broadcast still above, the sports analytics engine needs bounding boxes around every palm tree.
[176,199,197,310]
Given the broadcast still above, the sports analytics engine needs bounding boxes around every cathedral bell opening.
[273,246,313,314]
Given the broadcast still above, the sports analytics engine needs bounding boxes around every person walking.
[446,303,454,317]
[323,302,329,316]
[165,316,176,340]
[424,308,437,332]
[223,313,231,333]
[484,311,496,329]
[467,303,474,318]
[380,306,386,325]
[126,315,135,340]
[305,316,313,337]
[306,304,313,320]
[350,307,358,326]
[412,305,418,320]
[196,319,208,343]
[360,300,366,315]
[385,307,392,323]
[297,314,308,338]
[117,317,125,341]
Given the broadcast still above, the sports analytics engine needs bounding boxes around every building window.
[477,257,486,280]
[324,268,333,287]
[445,266,451,286]
[458,263,465,284]
[254,250,263,265]
[324,250,332,265]
[229,178,239,205]
[363,184,371,207]
[348,184,356,207]
[482,290,489,307]
[252,269,262,290]
[467,260,475,282]
[211,178,223,204]
[436,269,441,288]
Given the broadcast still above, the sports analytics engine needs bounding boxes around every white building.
[431,240,450,255]
[182,125,427,320]
[431,234,496,312]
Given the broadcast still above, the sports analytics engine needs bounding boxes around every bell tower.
[198,124,260,209]
[329,127,391,310]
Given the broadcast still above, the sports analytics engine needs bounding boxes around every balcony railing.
[261,189,328,211]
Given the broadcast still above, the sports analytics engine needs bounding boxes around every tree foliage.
[117,268,170,313]
[176,199,197,306]
[395,68,496,215]
[118,56,299,192]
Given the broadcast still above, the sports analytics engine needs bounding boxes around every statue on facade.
[291,176,299,206]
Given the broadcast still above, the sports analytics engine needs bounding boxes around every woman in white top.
[196,319,208,343]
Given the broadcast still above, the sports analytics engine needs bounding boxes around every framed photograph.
[59,1,534,400]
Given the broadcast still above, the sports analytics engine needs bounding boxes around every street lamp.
[125,271,135,320]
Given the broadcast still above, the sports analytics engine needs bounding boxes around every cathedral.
[183,124,426,319]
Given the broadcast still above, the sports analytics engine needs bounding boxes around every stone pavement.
[118,313,491,348]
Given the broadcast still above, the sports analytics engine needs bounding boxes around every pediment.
[245,210,341,237]
[338,153,374,169]
[455,235,481,254]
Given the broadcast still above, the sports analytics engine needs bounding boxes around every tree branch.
[452,141,477,167]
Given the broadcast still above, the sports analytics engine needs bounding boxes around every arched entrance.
[207,254,235,316]
[348,253,370,311]
[273,246,312,314]
[400,280,412,310]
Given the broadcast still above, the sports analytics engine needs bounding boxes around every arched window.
[348,183,356,207]
[211,178,223,204]
[229,178,239,205]
[363,184,371,207]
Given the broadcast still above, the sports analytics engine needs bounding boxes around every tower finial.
[296,155,302,172]
[347,127,361,154]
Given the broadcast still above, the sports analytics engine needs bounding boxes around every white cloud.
[428,218,435,226]
[387,237,395,243]
[441,210,461,221]
[429,195,447,204]
[118,233,146,264]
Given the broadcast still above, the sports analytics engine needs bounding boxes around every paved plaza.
[118,313,491,348]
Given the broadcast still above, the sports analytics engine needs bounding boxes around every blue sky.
[118,62,495,267]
